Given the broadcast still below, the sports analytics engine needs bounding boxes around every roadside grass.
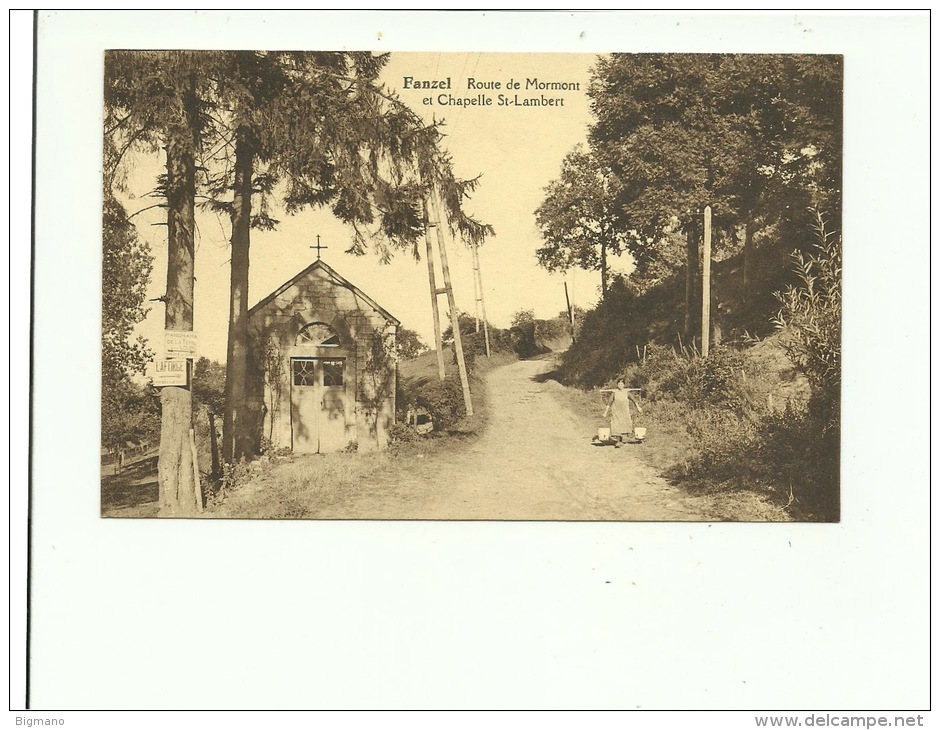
[207,348,513,519]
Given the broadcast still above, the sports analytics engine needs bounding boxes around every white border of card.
[15,9,930,722]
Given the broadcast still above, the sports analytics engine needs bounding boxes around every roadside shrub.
[767,210,841,519]
[220,459,250,496]
[619,344,678,399]
[680,346,750,411]
[682,407,759,482]
[415,375,466,432]
[388,422,420,444]
[772,210,841,431]
[755,401,840,520]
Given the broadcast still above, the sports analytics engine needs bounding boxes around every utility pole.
[564,281,574,333]
[422,203,447,381]
[427,193,474,417]
[701,205,712,358]
[471,239,491,357]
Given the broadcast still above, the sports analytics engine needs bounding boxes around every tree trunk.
[223,125,254,463]
[684,220,699,343]
[158,71,199,516]
[743,218,754,310]
[600,238,608,300]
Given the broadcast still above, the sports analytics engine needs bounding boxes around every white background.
[11,8,932,722]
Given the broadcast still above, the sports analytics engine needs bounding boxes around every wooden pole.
[472,243,481,333]
[189,428,204,513]
[430,193,474,417]
[423,202,447,381]
[208,411,220,483]
[701,205,712,358]
[564,281,574,332]
[473,241,491,357]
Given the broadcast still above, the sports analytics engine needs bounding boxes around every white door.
[290,357,348,453]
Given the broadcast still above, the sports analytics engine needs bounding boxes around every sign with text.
[149,358,189,387]
[165,330,198,355]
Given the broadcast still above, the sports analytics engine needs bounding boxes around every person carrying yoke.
[602,380,643,446]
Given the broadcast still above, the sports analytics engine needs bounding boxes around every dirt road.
[397,357,705,520]
[301,357,708,521]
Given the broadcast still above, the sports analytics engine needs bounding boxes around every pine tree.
[105,50,221,514]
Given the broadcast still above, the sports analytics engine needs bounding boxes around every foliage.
[388,422,421,444]
[101,380,161,453]
[416,377,466,432]
[101,188,156,454]
[510,309,534,328]
[771,211,841,421]
[534,146,636,295]
[192,357,226,415]
[678,346,750,411]
[440,312,516,373]
[102,194,153,383]
[443,310,482,339]
[396,327,428,360]
[589,53,843,242]
[611,339,840,519]
[413,376,466,432]
[220,459,251,496]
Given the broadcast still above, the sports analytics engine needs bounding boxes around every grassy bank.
[549,366,794,522]
[548,330,839,522]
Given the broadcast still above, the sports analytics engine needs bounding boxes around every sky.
[124,51,633,363]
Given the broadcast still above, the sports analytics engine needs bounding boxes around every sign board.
[149,358,189,387]
[165,330,198,355]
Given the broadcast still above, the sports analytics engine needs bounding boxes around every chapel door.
[290,357,348,453]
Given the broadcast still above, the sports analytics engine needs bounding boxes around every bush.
[680,346,750,411]
[772,210,841,430]
[414,376,466,432]
[755,399,840,520]
[388,422,420,444]
[768,210,841,518]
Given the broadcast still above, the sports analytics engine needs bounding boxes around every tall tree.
[105,51,219,514]
[534,147,637,299]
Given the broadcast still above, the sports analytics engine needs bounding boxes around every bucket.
[634,427,647,441]
[598,427,611,442]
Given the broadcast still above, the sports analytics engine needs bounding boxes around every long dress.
[609,390,634,436]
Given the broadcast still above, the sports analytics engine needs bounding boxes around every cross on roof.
[311,234,328,260]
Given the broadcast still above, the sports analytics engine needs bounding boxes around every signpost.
[149,358,190,387]
[165,330,198,356]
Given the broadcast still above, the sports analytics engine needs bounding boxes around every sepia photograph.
[102,50,843,522]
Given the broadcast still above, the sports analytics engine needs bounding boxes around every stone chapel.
[246,259,399,454]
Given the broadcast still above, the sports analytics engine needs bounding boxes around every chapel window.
[296,322,340,347]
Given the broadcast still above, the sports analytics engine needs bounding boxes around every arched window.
[296,322,340,347]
